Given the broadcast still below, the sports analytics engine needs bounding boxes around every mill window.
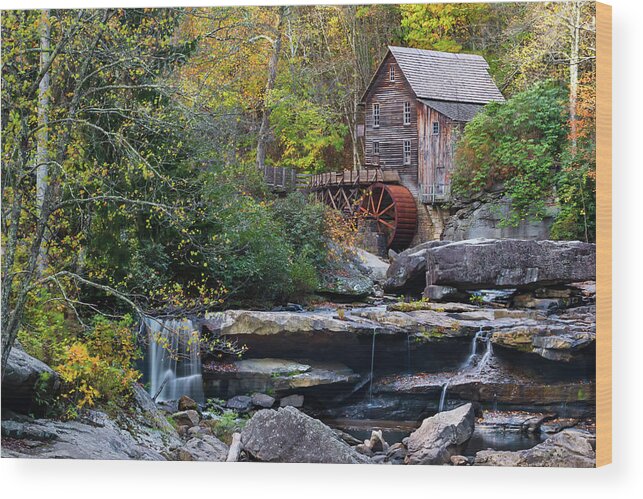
[390,65,395,82]
[373,103,380,127]
[403,140,411,165]
[373,141,380,155]
[432,121,440,135]
[404,102,411,125]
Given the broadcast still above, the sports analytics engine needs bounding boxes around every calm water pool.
[326,419,544,456]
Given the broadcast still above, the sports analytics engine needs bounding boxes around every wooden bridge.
[264,166,417,251]
[262,166,309,192]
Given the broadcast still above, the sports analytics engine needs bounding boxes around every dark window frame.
[404,101,411,125]
[403,139,411,165]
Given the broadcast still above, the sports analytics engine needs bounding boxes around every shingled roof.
[419,99,486,122]
[363,46,505,106]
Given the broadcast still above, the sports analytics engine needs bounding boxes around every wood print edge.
[595,0,612,468]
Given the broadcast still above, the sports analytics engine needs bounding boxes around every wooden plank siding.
[364,53,418,185]
[418,102,462,201]
[361,47,503,206]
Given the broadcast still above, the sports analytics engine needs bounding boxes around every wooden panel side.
[417,102,430,190]
[596,0,612,468]
[364,52,419,179]
[425,107,456,193]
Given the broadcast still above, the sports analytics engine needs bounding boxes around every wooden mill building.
[309,46,505,250]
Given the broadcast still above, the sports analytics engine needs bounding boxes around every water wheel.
[360,183,417,250]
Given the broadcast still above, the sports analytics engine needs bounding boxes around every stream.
[141,299,596,457]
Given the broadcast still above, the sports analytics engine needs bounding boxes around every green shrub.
[452,81,569,227]
[288,252,320,300]
[205,410,249,444]
[389,297,433,312]
[17,290,71,367]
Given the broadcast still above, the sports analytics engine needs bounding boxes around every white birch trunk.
[569,2,581,154]
[36,9,51,274]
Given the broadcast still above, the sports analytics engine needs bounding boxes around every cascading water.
[462,327,485,369]
[439,327,494,411]
[477,331,494,372]
[438,380,450,412]
[145,317,205,404]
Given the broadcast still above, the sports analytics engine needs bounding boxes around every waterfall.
[439,327,493,411]
[477,332,494,372]
[145,317,205,404]
[462,327,485,369]
[438,380,450,412]
[368,331,377,403]
[461,327,494,372]
[406,332,412,373]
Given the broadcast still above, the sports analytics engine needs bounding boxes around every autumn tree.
[400,2,492,53]
[1,8,214,372]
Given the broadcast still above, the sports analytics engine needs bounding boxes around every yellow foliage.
[55,317,141,418]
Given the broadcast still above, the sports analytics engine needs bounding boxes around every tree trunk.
[569,1,581,155]
[36,9,51,275]
[256,6,287,172]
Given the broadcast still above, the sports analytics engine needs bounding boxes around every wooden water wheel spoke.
[377,203,395,217]
[369,193,377,214]
[360,183,418,250]
[376,187,385,213]
[377,219,395,230]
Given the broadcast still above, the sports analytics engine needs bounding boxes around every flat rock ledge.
[1,412,165,460]
[474,429,595,467]
[424,239,595,291]
[203,304,595,363]
[203,358,360,399]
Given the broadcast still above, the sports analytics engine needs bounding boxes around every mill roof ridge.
[361,45,505,105]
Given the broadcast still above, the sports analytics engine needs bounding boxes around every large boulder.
[178,395,198,411]
[474,430,595,467]
[442,193,557,241]
[279,394,304,408]
[2,347,60,414]
[240,406,369,463]
[424,239,596,294]
[251,393,275,408]
[1,411,164,460]
[226,395,253,413]
[171,410,200,428]
[177,435,229,461]
[130,383,183,454]
[405,403,475,465]
[384,241,448,294]
[317,245,375,299]
[356,248,390,283]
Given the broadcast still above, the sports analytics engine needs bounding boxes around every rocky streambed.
[2,238,597,466]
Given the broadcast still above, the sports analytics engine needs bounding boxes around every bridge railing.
[263,166,310,192]
[264,166,403,193]
[308,168,400,190]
